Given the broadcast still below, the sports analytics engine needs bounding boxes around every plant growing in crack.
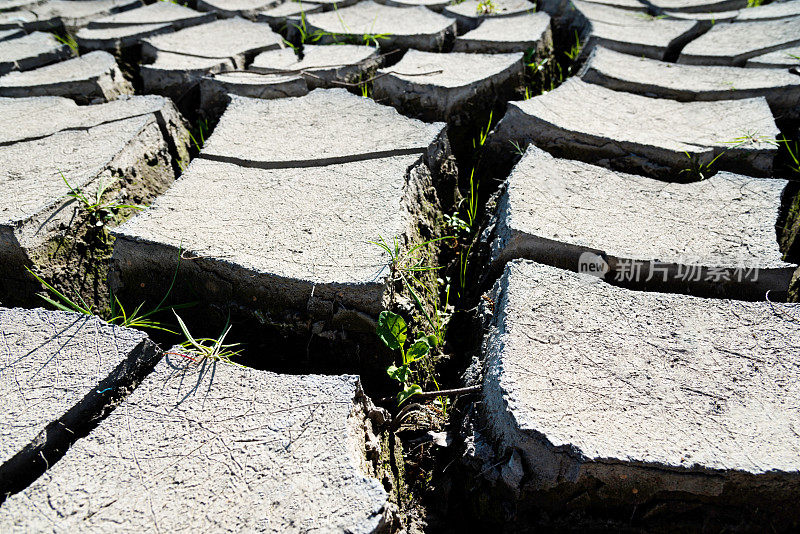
[170,312,244,366]
[61,171,143,239]
[26,246,192,333]
[286,9,326,50]
[680,130,777,180]
[372,235,453,344]
[53,33,79,56]
[377,310,435,404]
[476,0,496,14]
[679,151,725,181]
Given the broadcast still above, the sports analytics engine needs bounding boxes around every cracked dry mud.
[1,0,800,532]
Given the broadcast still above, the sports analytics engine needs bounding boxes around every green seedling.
[378,310,434,405]
[371,235,453,344]
[679,151,725,181]
[172,312,243,366]
[53,33,79,56]
[472,110,493,150]
[27,268,92,315]
[444,212,471,234]
[564,30,582,62]
[291,10,326,46]
[189,118,208,152]
[61,171,143,231]
[27,246,192,333]
[476,0,496,14]
[510,140,527,156]
[465,168,479,228]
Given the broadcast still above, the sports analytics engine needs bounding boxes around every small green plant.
[26,246,191,333]
[188,118,208,152]
[746,0,764,7]
[773,135,800,175]
[171,312,243,366]
[564,30,582,65]
[679,151,725,181]
[476,0,496,14]
[53,33,79,56]
[377,310,435,404]
[28,269,93,315]
[465,168,479,229]
[472,110,493,150]
[444,212,471,234]
[634,12,667,20]
[61,171,143,234]
[372,235,453,344]
[287,10,326,49]
[510,140,527,156]
[361,32,391,47]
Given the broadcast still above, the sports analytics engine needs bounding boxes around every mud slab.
[679,16,800,66]
[383,0,451,12]
[442,0,537,32]
[0,31,69,75]
[199,71,308,110]
[111,90,453,364]
[736,0,800,22]
[0,95,189,305]
[306,1,457,52]
[196,0,280,19]
[747,44,800,68]
[648,0,745,12]
[140,18,283,101]
[77,2,216,52]
[470,259,800,526]
[0,353,395,532]
[0,50,133,103]
[255,1,322,32]
[373,50,523,124]
[580,46,800,121]
[0,94,188,146]
[0,307,160,497]
[0,28,24,41]
[27,0,142,32]
[487,77,779,179]
[251,44,381,89]
[481,146,795,299]
[572,0,703,60]
[452,12,552,54]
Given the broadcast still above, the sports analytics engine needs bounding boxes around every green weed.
[27,246,192,333]
[476,0,496,14]
[61,171,143,235]
[679,151,725,181]
[53,33,79,56]
[377,310,433,404]
[172,312,244,366]
[372,235,453,345]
